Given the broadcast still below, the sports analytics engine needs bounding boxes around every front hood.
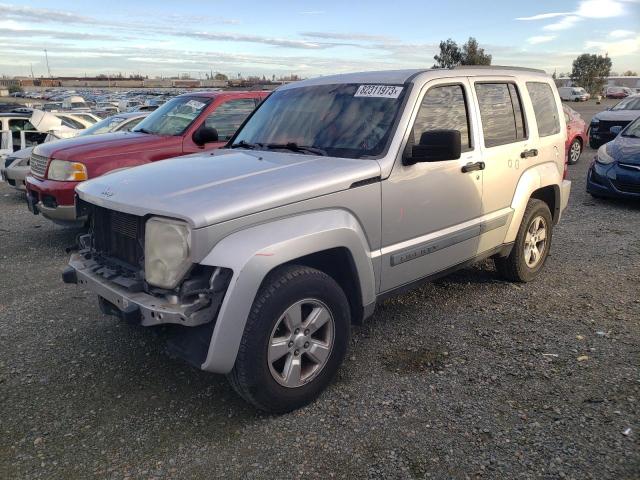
[593,110,640,122]
[76,150,381,228]
[609,136,640,165]
[33,132,176,162]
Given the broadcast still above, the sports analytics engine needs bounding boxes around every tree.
[461,37,492,65]
[433,37,492,68]
[9,85,23,94]
[214,73,228,81]
[433,38,462,68]
[570,53,612,95]
[623,70,638,76]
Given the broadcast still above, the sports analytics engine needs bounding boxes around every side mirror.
[405,129,462,165]
[193,126,219,146]
[610,125,623,136]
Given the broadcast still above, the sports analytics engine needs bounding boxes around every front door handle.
[520,149,539,158]
[461,161,485,173]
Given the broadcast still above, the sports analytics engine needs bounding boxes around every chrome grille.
[30,153,49,178]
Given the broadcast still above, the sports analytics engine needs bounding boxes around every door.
[470,80,532,215]
[8,118,46,151]
[182,97,258,153]
[380,79,484,292]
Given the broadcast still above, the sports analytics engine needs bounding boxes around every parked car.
[62,67,571,412]
[559,86,589,102]
[563,105,587,164]
[604,86,630,99]
[1,112,148,191]
[589,95,640,148]
[586,116,640,199]
[62,96,91,112]
[0,112,48,154]
[25,91,268,225]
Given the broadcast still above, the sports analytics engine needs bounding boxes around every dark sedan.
[589,95,640,149]
[587,116,640,200]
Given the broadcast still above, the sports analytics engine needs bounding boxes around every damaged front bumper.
[63,252,230,328]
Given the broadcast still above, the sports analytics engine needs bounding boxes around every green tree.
[570,54,612,95]
[433,39,462,68]
[433,37,492,68]
[461,37,492,65]
[623,70,638,76]
[214,73,228,81]
[8,85,23,94]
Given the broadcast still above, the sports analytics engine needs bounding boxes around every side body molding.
[199,209,377,373]
[505,162,562,243]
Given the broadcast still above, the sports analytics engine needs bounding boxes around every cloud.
[543,15,581,31]
[610,29,635,38]
[585,35,640,56]
[527,35,557,44]
[177,31,347,49]
[301,31,396,42]
[516,12,572,20]
[517,0,635,33]
[0,27,118,41]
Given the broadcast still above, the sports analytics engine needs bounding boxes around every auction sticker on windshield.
[185,99,206,110]
[354,85,403,99]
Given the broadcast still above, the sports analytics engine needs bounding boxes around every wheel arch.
[505,163,562,243]
[198,209,376,374]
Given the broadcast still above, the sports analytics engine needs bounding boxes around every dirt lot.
[1,99,638,479]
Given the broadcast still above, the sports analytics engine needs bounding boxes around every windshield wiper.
[264,142,328,156]
[230,140,260,150]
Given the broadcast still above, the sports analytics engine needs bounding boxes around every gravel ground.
[1,99,638,479]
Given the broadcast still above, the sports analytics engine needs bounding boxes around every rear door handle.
[461,161,485,173]
[520,149,538,158]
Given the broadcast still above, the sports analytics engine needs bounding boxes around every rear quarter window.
[526,82,561,137]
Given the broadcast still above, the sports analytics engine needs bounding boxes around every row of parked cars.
[1,67,638,412]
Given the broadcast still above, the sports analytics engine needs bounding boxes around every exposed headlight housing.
[144,217,191,289]
[47,159,88,181]
[596,144,615,165]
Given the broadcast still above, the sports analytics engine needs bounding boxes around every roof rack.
[452,65,547,74]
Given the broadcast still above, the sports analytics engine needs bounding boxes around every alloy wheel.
[524,216,548,268]
[268,299,335,388]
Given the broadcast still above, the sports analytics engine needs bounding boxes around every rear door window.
[527,82,561,137]
[205,98,257,141]
[475,83,527,147]
[412,84,472,151]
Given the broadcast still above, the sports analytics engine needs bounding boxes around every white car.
[558,86,589,102]
[1,112,148,191]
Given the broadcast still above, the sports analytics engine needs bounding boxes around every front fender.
[505,162,562,243]
[199,209,376,374]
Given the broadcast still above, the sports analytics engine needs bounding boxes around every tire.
[589,138,599,150]
[494,199,553,282]
[568,138,582,165]
[228,265,350,413]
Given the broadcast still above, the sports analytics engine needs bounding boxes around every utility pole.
[43,49,52,78]
[30,63,34,79]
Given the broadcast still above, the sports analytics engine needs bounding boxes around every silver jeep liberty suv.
[64,67,571,412]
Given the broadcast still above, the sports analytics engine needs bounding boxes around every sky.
[0,0,638,79]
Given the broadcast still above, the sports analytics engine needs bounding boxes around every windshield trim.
[225,82,413,160]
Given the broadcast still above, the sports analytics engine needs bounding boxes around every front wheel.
[228,265,350,413]
[495,199,553,282]
[568,138,582,164]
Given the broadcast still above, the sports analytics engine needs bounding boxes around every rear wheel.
[228,265,350,413]
[495,199,553,282]
[568,138,582,164]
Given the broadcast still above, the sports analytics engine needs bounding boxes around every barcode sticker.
[354,85,403,98]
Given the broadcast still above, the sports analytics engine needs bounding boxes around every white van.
[558,87,589,102]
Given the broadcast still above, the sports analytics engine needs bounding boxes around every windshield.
[622,117,640,138]
[232,84,406,158]
[79,115,128,136]
[612,97,640,111]
[133,96,211,136]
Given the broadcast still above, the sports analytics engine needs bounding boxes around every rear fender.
[505,162,561,243]
[199,209,376,373]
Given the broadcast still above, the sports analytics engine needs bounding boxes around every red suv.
[25,91,268,225]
